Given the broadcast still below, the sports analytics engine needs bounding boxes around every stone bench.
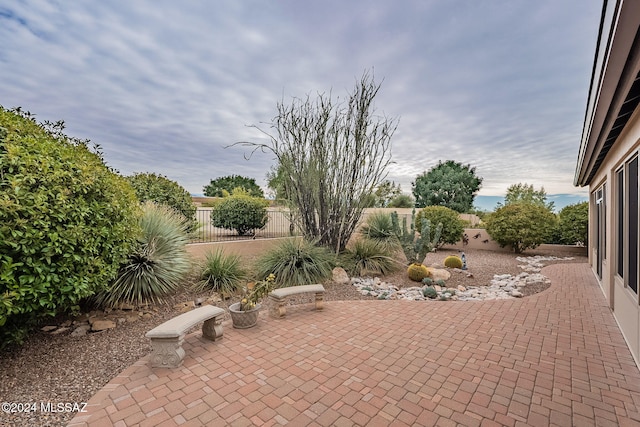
[269,284,325,318]
[146,305,225,368]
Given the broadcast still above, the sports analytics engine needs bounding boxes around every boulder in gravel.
[332,267,350,284]
[428,268,451,281]
[91,319,116,332]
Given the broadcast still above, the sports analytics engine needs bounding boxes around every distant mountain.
[474,194,588,213]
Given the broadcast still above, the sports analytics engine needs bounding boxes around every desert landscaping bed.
[0,247,586,427]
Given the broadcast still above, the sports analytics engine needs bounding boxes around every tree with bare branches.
[238,71,397,252]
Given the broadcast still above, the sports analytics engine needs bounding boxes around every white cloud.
[0,0,601,197]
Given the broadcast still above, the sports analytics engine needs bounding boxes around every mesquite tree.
[239,72,397,252]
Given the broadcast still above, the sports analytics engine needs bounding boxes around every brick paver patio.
[68,263,640,426]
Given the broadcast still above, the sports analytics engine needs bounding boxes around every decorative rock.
[50,327,70,335]
[41,325,57,332]
[70,325,91,337]
[350,255,568,302]
[332,267,350,284]
[428,268,451,281]
[91,320,116,332]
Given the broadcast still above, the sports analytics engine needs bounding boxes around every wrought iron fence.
[191,208,299,243]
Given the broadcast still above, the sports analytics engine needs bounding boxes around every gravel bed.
[0,247,586,427]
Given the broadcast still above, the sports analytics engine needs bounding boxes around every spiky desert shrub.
[343,239,399,276]
[0,107,140,346]
[210,193,268,236]
[127,172,197,231]
[196,249,246,296]
[415,206,465,248]
[485,203,557,253]
[255,238,335,287]
[94,202,191,307]
[359,211,401,252]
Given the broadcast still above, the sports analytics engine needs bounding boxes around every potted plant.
[229,274,276,328]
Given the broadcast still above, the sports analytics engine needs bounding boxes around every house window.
[595,185,606,279]
[629,156,638,294]
[617,167,624,278]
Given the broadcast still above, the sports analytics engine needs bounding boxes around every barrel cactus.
[407,263,430,282]
[444,255,463,269]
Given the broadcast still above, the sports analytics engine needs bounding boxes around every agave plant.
[94,202,192,307]
[343,239,399,276]
[195,249,246,296]
[359,211,401,252]
[255,238,335,287]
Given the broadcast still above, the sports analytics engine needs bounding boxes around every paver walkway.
[69,263,640,426]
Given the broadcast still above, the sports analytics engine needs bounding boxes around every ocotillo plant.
[391,209,442,264]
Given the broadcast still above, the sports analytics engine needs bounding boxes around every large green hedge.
[127,172,197,231]
[0,107,141,346]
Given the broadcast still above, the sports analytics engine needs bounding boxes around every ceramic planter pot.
[229,302,261,329]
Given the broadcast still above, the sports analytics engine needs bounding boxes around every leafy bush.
[196,249,246,296]
[204,175,264,198]
[210,194,268,235]
[359,212,401,252]
[0,107,140,346]
[93,202,192,307]
[444,255,463,269]
[255,239,335,287]
[343,239,399,276]
[485,203,558,253]
[556,202,588,245]
[127,172,197,231]
[388,194,415,208]
[415,206,465,248]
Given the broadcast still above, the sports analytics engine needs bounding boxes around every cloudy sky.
[1,1,601,209]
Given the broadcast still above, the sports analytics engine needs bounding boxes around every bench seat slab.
[269,284,325,318]
[146,305,225,368]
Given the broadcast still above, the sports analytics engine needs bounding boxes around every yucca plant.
[94,202,192,307]
[359,212,401,252]
[343,239,400,276]
[195,249,246,296]
[255,238,335,287]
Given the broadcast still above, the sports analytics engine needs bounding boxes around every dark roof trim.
[575,0,640,187]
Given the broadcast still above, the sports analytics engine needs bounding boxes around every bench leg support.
[202,316,224,341]
[269,296,287,318]
[149,336,185,368]
[315,292,324,310]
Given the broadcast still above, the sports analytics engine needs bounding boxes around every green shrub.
[388,194,415,208]
[255,239,335,287]
[359,212,401,252]
[343,239,399,276]
[415,206,465,248]
[556,202,588,245]
[210,194,268,236]
[127,172,197,231]
[93,202,192,307]
[443,255,463,269]
[485,203,558,253]
[196,249,246,296]
[0,107,141,346]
